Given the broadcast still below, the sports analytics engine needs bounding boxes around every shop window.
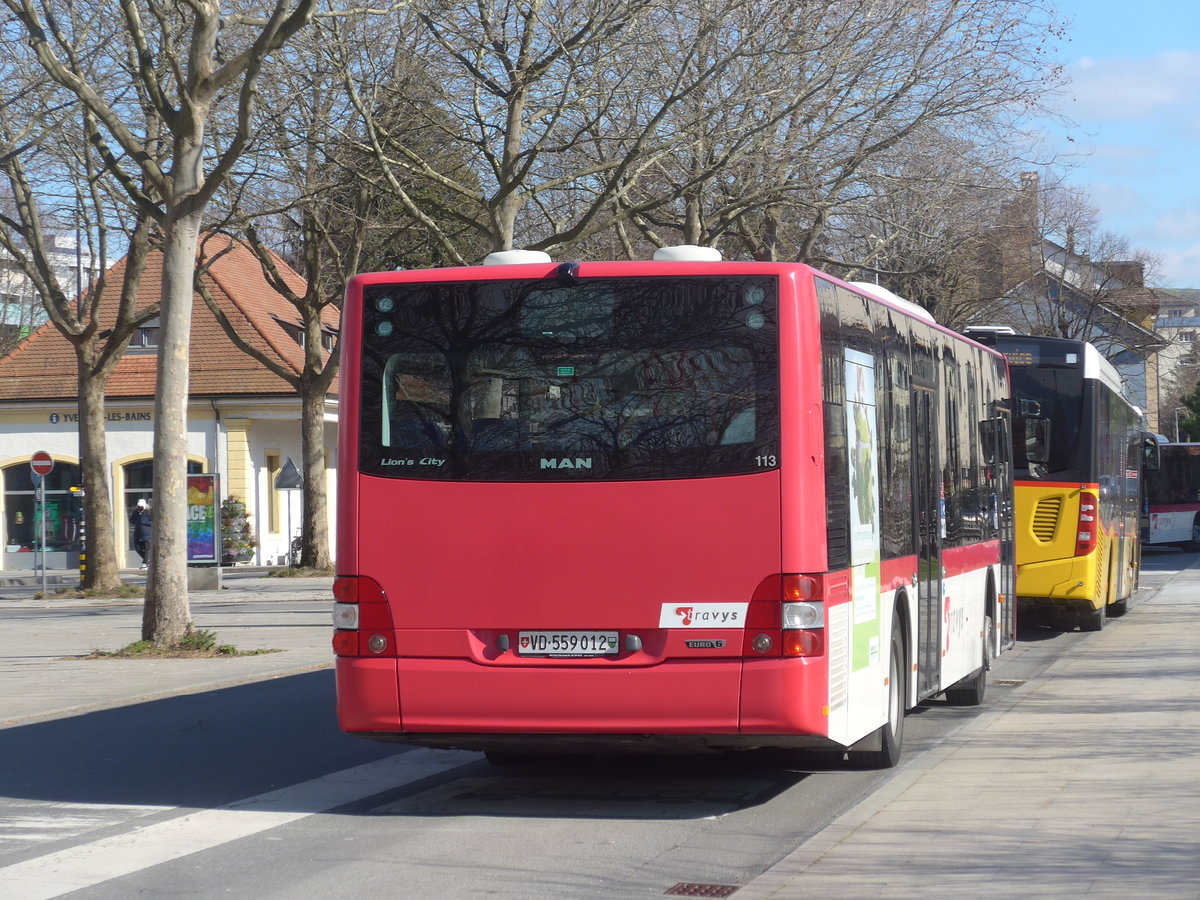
[4,461,83,555]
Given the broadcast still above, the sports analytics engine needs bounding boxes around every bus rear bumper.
[1016,555,1101,615]
[335,655,834,749]
[336,658,400,734]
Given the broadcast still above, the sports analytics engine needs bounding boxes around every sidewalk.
[739,558,1200,900]
[0,570,334,726]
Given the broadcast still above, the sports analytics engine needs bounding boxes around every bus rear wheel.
[945,615,991,706]
[1182,515,1200,553]
[848,616,906,769]
[1080,600,1106,632]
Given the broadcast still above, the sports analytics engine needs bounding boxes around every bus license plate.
[517,631,619,657]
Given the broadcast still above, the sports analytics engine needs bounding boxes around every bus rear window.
[358,276,779,480]
[1011,367,1084,475]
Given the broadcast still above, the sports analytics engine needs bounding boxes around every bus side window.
[979,419,997,465]
[1141,435,1160,472]
[1024,418,1050,464]
[823,401,850,570]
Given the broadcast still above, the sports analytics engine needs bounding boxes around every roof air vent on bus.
[652,245,723,262]
[483,249,553,266]
[848,281,936,324]
[963,325,1019,338]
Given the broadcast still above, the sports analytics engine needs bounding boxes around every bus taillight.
[332,575,395,657]
[1075,491,1098,557]
[781,575,825,658]
[743,574,826,658]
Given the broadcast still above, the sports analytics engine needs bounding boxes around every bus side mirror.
[1025,417,1051,465]
[1142,435,1161,472]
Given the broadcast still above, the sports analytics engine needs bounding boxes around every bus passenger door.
[994,412,1017,647]
[912,386,941,698]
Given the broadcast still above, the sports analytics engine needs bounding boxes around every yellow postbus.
[968,331,1151,631]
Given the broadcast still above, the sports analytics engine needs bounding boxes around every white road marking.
[0,749,474,899]
[0,801,169,845]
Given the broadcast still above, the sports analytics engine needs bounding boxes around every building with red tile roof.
[0,236,338,571]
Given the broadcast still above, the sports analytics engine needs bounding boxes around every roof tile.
[0,236,338,402]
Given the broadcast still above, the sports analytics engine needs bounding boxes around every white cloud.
[1090,181,1150,219]
[1154,208,1200,243]
[1065,51,1200,121]
[1158,244,1200,288]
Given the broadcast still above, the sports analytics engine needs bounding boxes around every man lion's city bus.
[966,330,1151,631]
[1144,442,1200,550]
[334,247,1016,769]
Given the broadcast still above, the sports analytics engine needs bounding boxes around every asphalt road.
[0,551,1187,898]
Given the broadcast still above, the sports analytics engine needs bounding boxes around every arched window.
[4,461,83,565]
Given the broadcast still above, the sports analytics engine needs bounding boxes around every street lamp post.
[867,234,881,285]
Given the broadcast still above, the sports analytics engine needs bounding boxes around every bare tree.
[820,129,1024,328]
[614,0,1066,266]
[2,0,318,645]
[336,0,819,259]
[0,30,157,591]
[193,225,343,570]
[197,14,399,570]
[987,175,1164,352]
[332,0,1068,274]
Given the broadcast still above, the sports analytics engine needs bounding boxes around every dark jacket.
[129,507,152,541]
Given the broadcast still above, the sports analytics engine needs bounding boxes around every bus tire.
[1182,515,1200,553]
[1080,599,1106,632]
[847,615,906,770]
[1110,595,1129,617]
[945,615,991,706]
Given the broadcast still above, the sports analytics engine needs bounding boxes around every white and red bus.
[1145,442,1200,550]
[333,247,1016,768]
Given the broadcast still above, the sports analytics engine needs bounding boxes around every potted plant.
[221,496,258,564]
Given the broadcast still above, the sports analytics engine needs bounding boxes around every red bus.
[1145,441,1200,550]
[333,248,1016,768]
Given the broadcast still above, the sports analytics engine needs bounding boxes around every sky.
[1039,1,1200,289]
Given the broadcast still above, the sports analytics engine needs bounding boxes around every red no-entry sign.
[30,450,54,476]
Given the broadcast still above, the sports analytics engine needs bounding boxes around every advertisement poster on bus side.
[187,474,219,564]
[845,349,880,566]
[845,349,882,671]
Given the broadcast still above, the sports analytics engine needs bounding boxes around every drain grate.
[664,884,739,898]
[992,679,1026,686]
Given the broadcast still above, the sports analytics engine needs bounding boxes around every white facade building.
[0,237,337,572]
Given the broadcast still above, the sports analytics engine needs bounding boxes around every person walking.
[130,498,152,569]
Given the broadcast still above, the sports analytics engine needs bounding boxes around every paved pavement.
[2,561,1199,899]
[739,554,1200,900]
[0,568,334,726]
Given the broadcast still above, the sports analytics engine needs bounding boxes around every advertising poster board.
[187,474,220,564]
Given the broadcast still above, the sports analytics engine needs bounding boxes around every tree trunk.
[142,214,202,645]
[299,386,331,569]
[75,353,121,591]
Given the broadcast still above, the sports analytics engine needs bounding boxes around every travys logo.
[659,603,748,628]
